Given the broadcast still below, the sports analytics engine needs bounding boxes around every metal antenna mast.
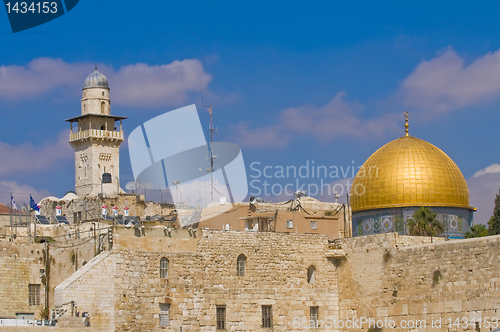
[201,85,215,203]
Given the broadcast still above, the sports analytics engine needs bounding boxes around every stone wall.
[55,251,116,331]
[56,229,340,331]
[1,222,98,243]
[29,229,500,331]
[338,233,500,331]
[0,236,98,321]
[0,242,46,320]
[48,237,99,311]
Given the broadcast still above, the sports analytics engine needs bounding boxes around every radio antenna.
[201,84,215,203]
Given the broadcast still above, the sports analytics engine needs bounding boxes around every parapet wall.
[39,194,175,224]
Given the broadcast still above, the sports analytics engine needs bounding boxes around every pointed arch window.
[101,101,106,114]
[237,254,246,276]
[160,257,169,279]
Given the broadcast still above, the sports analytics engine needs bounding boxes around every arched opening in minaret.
[101,102,106,114]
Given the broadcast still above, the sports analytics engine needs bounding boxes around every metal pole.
[44,240,49,312]
[208,107,214,203]
[9,192,12,241]
[25,204,30,242]
[16,205,20,238]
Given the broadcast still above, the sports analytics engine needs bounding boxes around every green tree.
[465,224,489,238]
[488,190,500,235]
[407,207,444,238]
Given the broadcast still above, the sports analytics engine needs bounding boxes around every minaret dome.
[83,65,109,90]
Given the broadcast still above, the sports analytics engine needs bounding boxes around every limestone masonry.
[48,229,500,331]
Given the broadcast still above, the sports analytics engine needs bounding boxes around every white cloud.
[468,163,500,226]
[400,47,500,113]
[473,163,500,178]
[231,123,289,149]
[0,58,89,99]
[230,47,500,149]
[0,131,73,175]
[467,172,500,225]
[0,58,213,107]
[0,181,51,207]
[111,60,212,106]
[230,92,400,148]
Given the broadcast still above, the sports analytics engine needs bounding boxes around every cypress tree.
[488,189,500,235]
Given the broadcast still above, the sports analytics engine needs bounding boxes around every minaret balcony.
[70,129,124,142]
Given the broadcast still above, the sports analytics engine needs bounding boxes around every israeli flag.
[30,196,40,212]
[11,195,18,211]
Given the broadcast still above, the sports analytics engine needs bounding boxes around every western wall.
[337,233,500,331]
[47,228,500,331]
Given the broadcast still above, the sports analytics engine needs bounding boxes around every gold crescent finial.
[404,111,409,137]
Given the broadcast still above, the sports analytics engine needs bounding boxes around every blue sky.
[1,1,500,223]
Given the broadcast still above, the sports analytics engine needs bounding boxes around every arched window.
[307,265,316,284]
[101,101,106,114]
[237,254,246,276]
[160,257,169,279]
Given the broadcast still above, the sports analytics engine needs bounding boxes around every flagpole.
[33,202,37,243]
[9,193,12,241]
[26,203,30,243]
[30,196,38,243]
[17,203,20,238]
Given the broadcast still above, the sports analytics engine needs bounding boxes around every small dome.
[351,136,472,212]
[83,67,109,89]
[62,192,79,201]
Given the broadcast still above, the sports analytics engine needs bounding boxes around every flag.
[11,195,18,211]
[30,196,40,212]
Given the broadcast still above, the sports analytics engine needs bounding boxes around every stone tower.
[66,67,127,197]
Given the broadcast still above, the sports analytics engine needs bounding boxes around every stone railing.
[70,129,123,141]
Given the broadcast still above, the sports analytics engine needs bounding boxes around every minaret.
[66,66,127,197]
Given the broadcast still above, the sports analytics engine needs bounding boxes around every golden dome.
[351,135,473,212]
